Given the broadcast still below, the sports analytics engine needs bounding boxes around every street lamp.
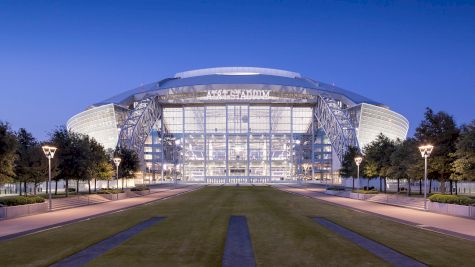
[113,157,121,190]
[354,156,363,190]
[42,145,57,211]
[419,144,434,210]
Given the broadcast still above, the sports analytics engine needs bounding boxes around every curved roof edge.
[175,67,301,79]
[93,68,382,107]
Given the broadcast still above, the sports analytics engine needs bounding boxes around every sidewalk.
[274,184,475,241]
[0,184,203,240]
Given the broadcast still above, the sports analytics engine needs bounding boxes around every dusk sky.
[0,0,474,141]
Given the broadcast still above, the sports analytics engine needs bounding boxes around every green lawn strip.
[272,187,475,266]
[233,187,388,266]
[87,186,235,267]
[0,187,207,267]
[1,186,474,267]
[88,187,386,267]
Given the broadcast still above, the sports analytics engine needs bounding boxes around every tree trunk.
[122,178,124,190]
[383,178,387,193]
[65,179,69,197]
[34,182,37,195]
[455,181,458,195]
[407,178,411,196]
[107,180,110,189]
[352,177,355,190]
[76,180,80,195]
[379,177,382,192]
[55,180,58,195]
[24,181,27,196]
[88,180,91,194]
[439,174,446,194]
[94,179,97,192]
[397,179,400,193]
[429,179,432,194]
[46,179,49,195]
[367,178,370,189]
[419,179,422,195]
[19,182,22,196]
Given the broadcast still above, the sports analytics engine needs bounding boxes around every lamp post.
[113,157,121,190]
[42,145,57,211]
[354,156,363,190]
[419,145,434,210]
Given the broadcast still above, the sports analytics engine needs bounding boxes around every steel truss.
[314,94,359,162]
[118,96,162,166]
[118,93,358,168]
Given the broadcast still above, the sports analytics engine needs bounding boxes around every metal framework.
[118,92,358,171]
[314,94,359,162]
[118,96,162,164]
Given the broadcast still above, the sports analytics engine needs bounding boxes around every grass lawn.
[0,186,474,266]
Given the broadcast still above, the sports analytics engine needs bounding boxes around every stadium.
[67,67,409,183]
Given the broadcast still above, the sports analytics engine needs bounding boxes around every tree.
[339,146,362,190]
[114,147,140,189]
[451,120,475,189]
[87,138,111,193]
[96,161,114,189]
[51,127,91,196]
[387,138,421,194]
[0,122,17,185]
[15,128,48,195]
[363,160,378,188]
[415,108,459,194]
[363,133,396,192]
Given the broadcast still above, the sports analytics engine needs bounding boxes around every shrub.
[0,196,45,206]
[131,185,150,191]
[97,189,124,194]
[429,194,475,206]
[67,188,76,193]
[327,186,345,191]
[352,189,378,194]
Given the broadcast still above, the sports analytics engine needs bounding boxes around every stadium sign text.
[206,89,271,100]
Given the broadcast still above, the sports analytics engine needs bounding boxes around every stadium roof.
[94,67,381,106]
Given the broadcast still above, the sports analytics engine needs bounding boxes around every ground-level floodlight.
[354,156,363,190]
[419,145,434,210]
[42,145,57,211]
[113,157,121,190]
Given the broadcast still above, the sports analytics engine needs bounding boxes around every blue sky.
[0,0,474,140]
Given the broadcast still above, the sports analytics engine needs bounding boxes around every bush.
[0,196,45,206]
[97,189,124,194]
[327,186,345,191]
[352,189,378,194]
[131,185,150,191]
[429,194,475,206]
[67,188,76,193]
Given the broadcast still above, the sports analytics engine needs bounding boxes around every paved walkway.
[274,184,475,241]
[0,184,202,240]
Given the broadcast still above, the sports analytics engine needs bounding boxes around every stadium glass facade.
[67,67,409,183]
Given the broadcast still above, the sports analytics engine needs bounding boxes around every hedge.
[97,189,125,194]
[429,194,475,206]
[352,189,379,194]
[327,186,346,191]
[131,185,150,192]
[0,196,45,206]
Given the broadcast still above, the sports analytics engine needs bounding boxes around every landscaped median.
[97,189,127,200]
[324,187,378,200]
[127,185,151,197]
[428,194,475,218]
[0,196,47,219]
